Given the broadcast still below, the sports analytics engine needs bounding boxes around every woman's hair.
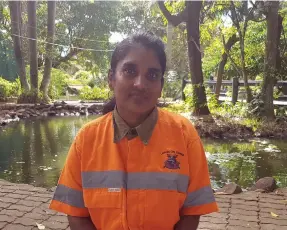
[102,31,166,115]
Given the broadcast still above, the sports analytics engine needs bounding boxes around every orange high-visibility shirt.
[50,109,218,230]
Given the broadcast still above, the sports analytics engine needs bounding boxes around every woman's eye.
[123,68,136,76]
[147,72,161,81]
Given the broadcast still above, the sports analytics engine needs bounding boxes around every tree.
[261,1,280,119]
[229,1,253,103]
[186,1,210,115]
[27,1,38,92]
[158,1,210,115]
[40,1,56,102]
[215,34,238,99]
[46,1,119,70]
[8,1,29,91]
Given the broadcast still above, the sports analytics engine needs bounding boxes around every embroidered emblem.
[164,154,180,169]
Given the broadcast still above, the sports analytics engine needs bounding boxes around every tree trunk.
[239,37,252,103]
[27,1,38,91]
[215,34,238,99]
[8,1,29,91]
[186,1,210,116]
[276,15,283,73]
[40,1,56,101]
[261,1,279,119]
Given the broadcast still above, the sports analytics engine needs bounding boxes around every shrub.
[0,77,21,101]
[36,68,70,100]
[74,70,91,84]
[183,84,196,110]
[48,68,70,99]
[79,86,109,101]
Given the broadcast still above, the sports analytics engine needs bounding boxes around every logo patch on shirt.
[162,151,183,170]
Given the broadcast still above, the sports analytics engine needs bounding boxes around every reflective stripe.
[127,172,189,193]
[183,186,215,207]
[82,171,189,193]
[53,184,85,208]
[82,170,126,188]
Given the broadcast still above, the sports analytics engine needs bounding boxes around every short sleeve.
[49,131,89,217]
[181,138,218,216]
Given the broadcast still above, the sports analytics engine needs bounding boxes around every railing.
[182,78,287,106]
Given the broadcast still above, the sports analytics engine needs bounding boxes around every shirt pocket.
[144,190,186,229]
[84,190,122,208]
[84,191,123,229]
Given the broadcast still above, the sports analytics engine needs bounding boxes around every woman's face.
[109,44,163,114]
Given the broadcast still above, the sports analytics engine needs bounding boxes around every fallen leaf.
[36,223,45,230]
[270,212,279,218]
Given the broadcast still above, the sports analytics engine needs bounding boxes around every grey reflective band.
[127,172,189,193]
[53,184,85,208]
[82,171,189,193]
[183,186,215,207]
[82,170,126,189]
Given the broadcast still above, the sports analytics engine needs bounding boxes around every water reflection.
[0,116,97,187]
[205,139,287,189]
[0,116,287,188]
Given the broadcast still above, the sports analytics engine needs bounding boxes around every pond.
[0,116,287,189]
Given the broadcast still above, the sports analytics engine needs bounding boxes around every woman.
[50,32,218,230]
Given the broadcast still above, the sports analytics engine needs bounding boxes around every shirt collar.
[113,107,158,145]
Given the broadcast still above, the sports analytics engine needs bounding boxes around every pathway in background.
[0,180,286,230]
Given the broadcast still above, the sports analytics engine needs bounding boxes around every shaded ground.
[190,115,287,140]
[0,180,286,230]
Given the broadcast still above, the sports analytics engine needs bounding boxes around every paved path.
[0,180,286,230]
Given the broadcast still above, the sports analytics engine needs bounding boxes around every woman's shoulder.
[78,112,113,135]
[158,108,199,140]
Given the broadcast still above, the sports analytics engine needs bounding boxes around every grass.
[162,101,189,113]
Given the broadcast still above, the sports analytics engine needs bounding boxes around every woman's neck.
[116,106,154,128]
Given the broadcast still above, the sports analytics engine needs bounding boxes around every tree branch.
[52,47,81,68]
[230,1,240,30]
[200,1,216,24]
[222,33,241,76]
[157,1,187,26]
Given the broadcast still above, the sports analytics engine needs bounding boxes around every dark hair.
[102,31,167,114]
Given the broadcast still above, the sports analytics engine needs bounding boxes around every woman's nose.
[133,75,147,89]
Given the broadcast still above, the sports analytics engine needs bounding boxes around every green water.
[0,116,286,189]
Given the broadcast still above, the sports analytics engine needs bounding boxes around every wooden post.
[66,90,69,101]
[182,78,187,101]
[232,77,239,104]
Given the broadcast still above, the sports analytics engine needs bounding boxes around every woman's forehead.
[118,45,162,70]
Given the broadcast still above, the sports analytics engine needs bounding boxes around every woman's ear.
[108,69,114,90]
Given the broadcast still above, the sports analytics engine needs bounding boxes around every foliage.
[17,89,44,104]
[0,77,21,100]
[183,84,195,109]
[184,84,212,111]
[164,102,189,114]
[47,68,70,99]
[79,86,109,101]
[74,70,91,84]
[162,71,182,99]
[0,0,286,118]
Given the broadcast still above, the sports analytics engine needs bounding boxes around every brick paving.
[0,180,286,229]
